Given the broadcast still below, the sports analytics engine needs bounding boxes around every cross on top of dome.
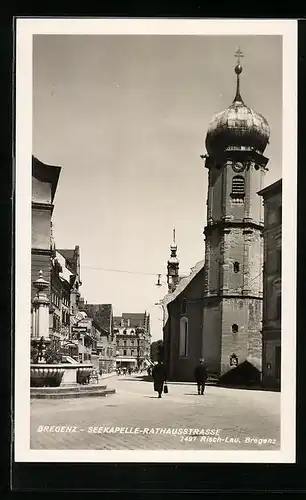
[233,47,244,103]
[235,47,244,65]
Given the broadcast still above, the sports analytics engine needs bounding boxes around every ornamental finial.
[233,47,244,103]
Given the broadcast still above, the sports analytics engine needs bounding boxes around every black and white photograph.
[14,19,297,463]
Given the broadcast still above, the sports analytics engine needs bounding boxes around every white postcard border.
[14,18,297,464]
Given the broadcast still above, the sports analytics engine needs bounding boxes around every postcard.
[14,18,297,463]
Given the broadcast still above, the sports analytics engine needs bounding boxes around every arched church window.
[232,324,239,334]
[231,175,245,202]
[179,317,188,357]
[233,262,240,273]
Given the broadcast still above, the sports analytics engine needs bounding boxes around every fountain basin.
[30,363,93,387]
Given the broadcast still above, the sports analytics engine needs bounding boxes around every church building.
[162,51,271,383]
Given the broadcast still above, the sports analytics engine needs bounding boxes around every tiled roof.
[122,312,147,327]
[57,248,79,275]
[113,312,149,329]
[83,304,113,334]
[57,249,75,261]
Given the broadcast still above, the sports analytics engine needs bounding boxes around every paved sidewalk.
[30,375,280,451]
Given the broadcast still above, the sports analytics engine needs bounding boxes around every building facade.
[162,54,271,383]
[31,156,61,340]
[258,179,282,390]
[57,246,82,320]
[31,156,61,304]
[81,303,117,373]
[49,253,71,347]
[113,312,151,369]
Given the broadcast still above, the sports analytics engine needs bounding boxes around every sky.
[32,34,282,341]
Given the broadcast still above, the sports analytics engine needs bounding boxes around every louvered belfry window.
[231,175,245,202]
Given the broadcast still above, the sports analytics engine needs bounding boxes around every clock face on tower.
[232,162,245,173]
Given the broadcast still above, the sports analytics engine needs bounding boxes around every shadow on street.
[117,375,153,383]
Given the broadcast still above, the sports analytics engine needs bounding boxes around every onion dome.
[168,249,179,265]
[205,51,270,157]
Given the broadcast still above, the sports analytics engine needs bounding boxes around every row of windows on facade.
[117,349,146,357]
[114,328,148,336]
[51,292,69,309]
[116,339,148,347]
[98,347,116,357]
[52,310,70,330]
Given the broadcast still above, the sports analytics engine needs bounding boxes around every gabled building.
[162,261,205,381]
[81,303,117,373]
[113,312,151,369]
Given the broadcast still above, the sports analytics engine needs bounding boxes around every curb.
[99,372,118,380]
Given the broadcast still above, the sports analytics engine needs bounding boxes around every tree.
[150,340,164,363]
[44,346,62,364]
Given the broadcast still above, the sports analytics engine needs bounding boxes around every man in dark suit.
[194,358,208,395]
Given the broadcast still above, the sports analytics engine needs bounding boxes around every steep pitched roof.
[83,304,113,335]
[160,260,205,322]
[122,312,147,328]
[57,248,79,275]
[57,249,75,261]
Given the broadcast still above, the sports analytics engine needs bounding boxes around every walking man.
[194,358,207,395]
[152,360,167,398]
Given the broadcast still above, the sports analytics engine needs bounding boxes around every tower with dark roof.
[202,50,270,378]
[167,228,180,293]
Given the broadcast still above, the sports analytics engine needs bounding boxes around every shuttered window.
[231,175,245,201]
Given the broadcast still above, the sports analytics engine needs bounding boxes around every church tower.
[167,228,180,293]
[202,50,270,378]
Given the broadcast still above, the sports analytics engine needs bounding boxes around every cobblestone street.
[30,375,280,450]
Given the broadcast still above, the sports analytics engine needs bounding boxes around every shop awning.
[116,357,137,363]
